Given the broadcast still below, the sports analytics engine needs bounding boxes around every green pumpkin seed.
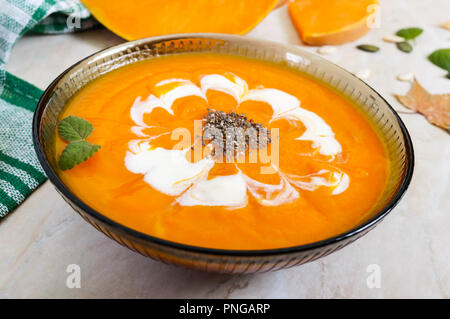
[396,41,413,53]
[356,44,380,53]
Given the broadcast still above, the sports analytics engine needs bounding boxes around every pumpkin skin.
[288,0,380,45]
[81,0,279,40]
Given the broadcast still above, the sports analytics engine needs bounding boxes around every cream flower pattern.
[125,73,349,207]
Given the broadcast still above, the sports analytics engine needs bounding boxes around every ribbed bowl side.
[34,34,413,273]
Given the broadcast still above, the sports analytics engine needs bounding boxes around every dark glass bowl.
[33,34,414,273]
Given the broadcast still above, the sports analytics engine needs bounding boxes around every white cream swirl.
[125,73,350,207]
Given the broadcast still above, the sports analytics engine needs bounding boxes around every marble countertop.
[1,0,449,298]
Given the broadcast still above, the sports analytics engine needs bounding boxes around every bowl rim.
[32,33,414,257]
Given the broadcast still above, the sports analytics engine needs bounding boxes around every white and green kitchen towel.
[0,0,99,218]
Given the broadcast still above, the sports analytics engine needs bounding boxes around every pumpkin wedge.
[288,0,379,45]
[81,0,278,40]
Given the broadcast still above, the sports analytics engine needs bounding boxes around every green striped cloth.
[0,70,46,216]
[0,0,98,218]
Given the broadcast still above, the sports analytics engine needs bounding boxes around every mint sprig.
[58,115,94,142]
[396,27,423,41]
[428,48,450,74]
[58,141,101,170]
[57,116,101,170]
[393,27,423,54]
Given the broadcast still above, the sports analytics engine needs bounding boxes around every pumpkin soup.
[55,54,389,250]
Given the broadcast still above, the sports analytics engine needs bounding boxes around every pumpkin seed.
[317,45,337,55]
[397,72,415,82]
[356,44,380,53]
[396,41,413,53]
[355,69,372,80]
[382,35,405,43]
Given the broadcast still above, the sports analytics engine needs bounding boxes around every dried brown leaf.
[441,21,450,31]
[395,79,450,132]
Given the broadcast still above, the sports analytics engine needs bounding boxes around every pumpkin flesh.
[82,0,278,40]
[288,0,379,45]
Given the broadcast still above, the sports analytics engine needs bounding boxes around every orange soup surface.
[55,54,389,250]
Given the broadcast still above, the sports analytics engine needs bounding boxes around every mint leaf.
[428,48,450,72]
[396,27,423,41]
[57,116,101,170]
[58,141,101,170]
[58,116,94,142]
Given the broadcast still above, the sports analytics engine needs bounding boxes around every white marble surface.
[1,0,449,298]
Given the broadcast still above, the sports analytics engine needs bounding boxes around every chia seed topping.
[201,108,271,160]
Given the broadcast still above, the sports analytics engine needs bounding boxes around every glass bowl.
[33,34,414,273]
